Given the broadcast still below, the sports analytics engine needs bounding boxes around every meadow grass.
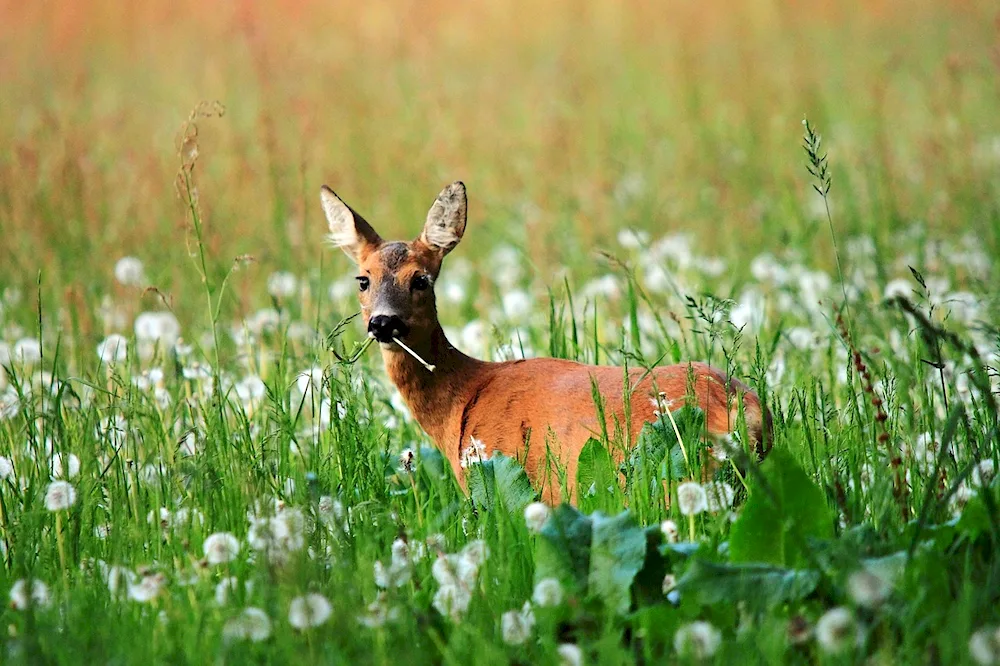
[1,1,1000,664]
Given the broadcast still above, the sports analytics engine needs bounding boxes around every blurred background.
[0,0,997,332]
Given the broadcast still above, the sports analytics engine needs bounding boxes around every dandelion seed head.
[847,569,891,608]
[114,257,146,287]
[815,607,859,653]
[674,621,722,659]
[0,455,14,481]
[267,272,298,299]
[9,579,51,610]
[532,577,564,607]
[203,532,241,565]
[44,480,77,511]
[969,626,1000,666]
[501,601,535,645]
[677,482,708,516]
[524,502,551,533]
[557,643,584,666]
[97,334,128,365]
[223,607,272,643]
[288,593,332,629]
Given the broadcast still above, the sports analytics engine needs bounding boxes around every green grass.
[1,1,1000,664]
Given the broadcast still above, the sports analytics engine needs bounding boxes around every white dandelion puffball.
[223,607,272,643]
[0,455,13,481]
[969,627,1000,666]
[501,602,536,646]
[674,621,722,659]
[114,256,146,286]
[44,480,77,511]
[557,643,584,666]
[267,272,298,299]
[134,311,181,344]
[204,532,241,565]
[288,593,332,629]
[532,577,564,607]
[676,482,708,516]
[704,481,736,513]
[13,338,42,366]
[815,607,859,653]
[9,579,51,610]
[660,519,679,543]
[127,573,166,603]
[847,569,891,608]
[49,453,80,479]
[524,502,551,533]
[97,334,128,365]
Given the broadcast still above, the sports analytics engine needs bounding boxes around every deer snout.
[368,314,410,343]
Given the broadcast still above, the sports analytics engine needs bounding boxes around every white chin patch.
[379,341,398,350]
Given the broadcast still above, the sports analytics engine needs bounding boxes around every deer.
[320,181,772,504]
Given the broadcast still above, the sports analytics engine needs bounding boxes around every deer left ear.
[419,181,467,256]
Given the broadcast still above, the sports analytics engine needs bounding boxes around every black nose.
[368,315,410,343]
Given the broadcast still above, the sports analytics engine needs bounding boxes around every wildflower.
[557,643,584,666]
[128,572,166,603]
[662,574,677,595]
[114,257,146,286]
[373,538,412,589]
[203,532,241,565]
[248,504,306,563]
[13,338,42,366]
[617,228,649,248]
[674,621,722,659]
[970,626,1000,666]
[44,480,76,511]
[97,334,128,365]
[502,290,533,322]
[215,577,254,605]
[704,481,735,513]
[134,312,181,345]
[235,375,266,410]
[105,565,136,597]
[660,519,679,543]
[0,455,13,481]
[295,367,325,400]
[49,453,80,479]
[431,540,488,622]
[883,278,913,300]
[847,569,891,608]
[9,579,51,610]
[524,502,551,533]
[267,272,297,299]
[460,436,487,468]
[532,578,564,607]
[815,607,859,653]
[222,607,272,643]
[501,601,536,645]
[288,593,332,629]
[358,592,401,628]
[676,482,708,516]
[972,460,996,488]
[0,387,19,420]
[398,448,415,474]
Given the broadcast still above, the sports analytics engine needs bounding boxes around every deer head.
[320,181,467,349]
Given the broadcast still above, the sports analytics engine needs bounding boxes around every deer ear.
[320,186,382,263]
[419,181,467,256]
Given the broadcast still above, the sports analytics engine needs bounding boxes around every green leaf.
[534,505,647,614]
[590,511,647,614]
[729,448,834,567]
[676,560,820,607]
[577,438,624,514]
[467,452,537,515]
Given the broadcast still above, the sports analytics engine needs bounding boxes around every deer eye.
[356,276,370,292]
[411,275,431,291]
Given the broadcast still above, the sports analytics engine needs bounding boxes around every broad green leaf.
[577,438,624,514]
[590,511,647,614]
[677,559,820,607]
[467,452,537,514]
[534,505,648,614]
[729,448,834,567]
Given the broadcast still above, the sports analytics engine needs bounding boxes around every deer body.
[321,182,771,504]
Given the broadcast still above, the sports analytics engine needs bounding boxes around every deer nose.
[368,315,410,343]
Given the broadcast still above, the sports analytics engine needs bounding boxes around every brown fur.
[322,182,773,504]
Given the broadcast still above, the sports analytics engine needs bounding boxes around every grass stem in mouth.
[393,337,435,372]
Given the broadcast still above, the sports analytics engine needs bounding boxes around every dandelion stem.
[393,337,436,373]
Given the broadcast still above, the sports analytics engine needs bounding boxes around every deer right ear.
[320,186,382,263]
[420,181,467,257]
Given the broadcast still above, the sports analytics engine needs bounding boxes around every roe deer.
[320,181,772,504]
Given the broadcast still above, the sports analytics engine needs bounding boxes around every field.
[1,0,1000,663]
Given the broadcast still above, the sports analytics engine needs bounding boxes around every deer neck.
[380,324,488,443]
